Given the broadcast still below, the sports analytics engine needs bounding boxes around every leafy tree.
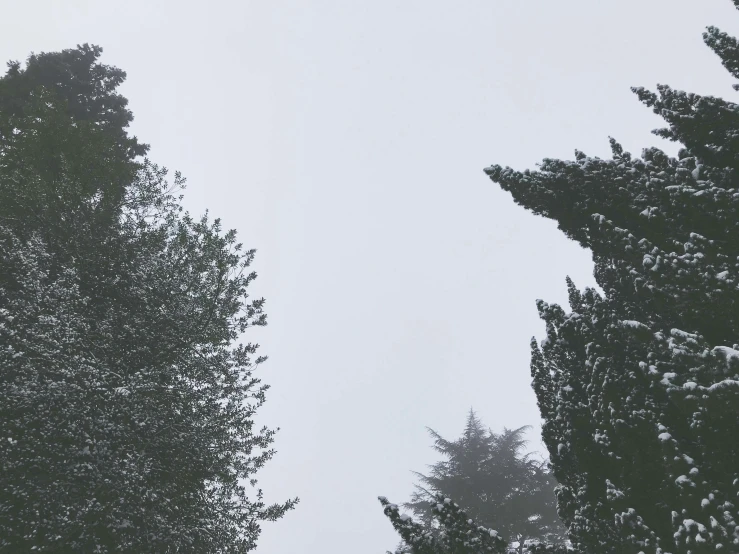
[0,48,297,552]
[483,2,739,552]
[379,493,508,554]
[400,410,566,553]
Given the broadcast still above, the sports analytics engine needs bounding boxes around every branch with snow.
[379,493,507,554]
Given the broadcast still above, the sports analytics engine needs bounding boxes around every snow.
[660,372,677,385]
[621,320,649,330]
[675,475,694,487]
[670,328,699,341]
[668,377,739,393]
[116,520,133,529]
[658,433,672,441]
[683,519,707,534]
[707,379,739,391]
[593,213,607,224]
[712,346,739,368]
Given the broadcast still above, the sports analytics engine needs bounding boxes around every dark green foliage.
[483,3,739,553]
[401,410,566,553]
[0,47,296,552]
[379,493,508,554]
[0,43,148,159]
[0,44,148,234]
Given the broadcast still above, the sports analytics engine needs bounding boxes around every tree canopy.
[379,493,508,554]
[403,410,566,552]
[381,410,567,554]
[484,2,739,552]
[0,45,296,552]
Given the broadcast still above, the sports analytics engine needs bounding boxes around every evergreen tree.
[401,410,567,553]
[0,48,297,552]
[0,44,146,237]
[379,493,508,554]
[0,43,148,161]
[483,3,739,552]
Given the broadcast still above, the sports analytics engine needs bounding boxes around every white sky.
[2,0,738,552]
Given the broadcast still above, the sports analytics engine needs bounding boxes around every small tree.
[401,410,567,553]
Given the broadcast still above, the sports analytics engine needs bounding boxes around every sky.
[2,0,739,552]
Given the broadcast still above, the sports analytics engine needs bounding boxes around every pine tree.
[483,3,739,552]
[0,48,297,552]
[400,410,567,553]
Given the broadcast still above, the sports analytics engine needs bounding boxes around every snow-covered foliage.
[379,493,508,554]
[0,46,296,551]
[483,3,739,552]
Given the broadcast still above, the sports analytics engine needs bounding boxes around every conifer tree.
[0,48,297,552]
[400,410,566,553]
[0,44,146,237]
[0,43,148,162]
[483,3,739,552]
[379,493,508,554]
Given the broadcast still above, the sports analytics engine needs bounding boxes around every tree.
[379,493,508,554]
[0,48,297,552]
[483,3,739,552]
[0,43,148,160]
[400,410,567,553]
[0,44,148,235]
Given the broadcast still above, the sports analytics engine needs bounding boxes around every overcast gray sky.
[3,0,738,552]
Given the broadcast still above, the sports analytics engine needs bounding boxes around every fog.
[2,0,735,551]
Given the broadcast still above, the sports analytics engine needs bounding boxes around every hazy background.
[2,0,738,552]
